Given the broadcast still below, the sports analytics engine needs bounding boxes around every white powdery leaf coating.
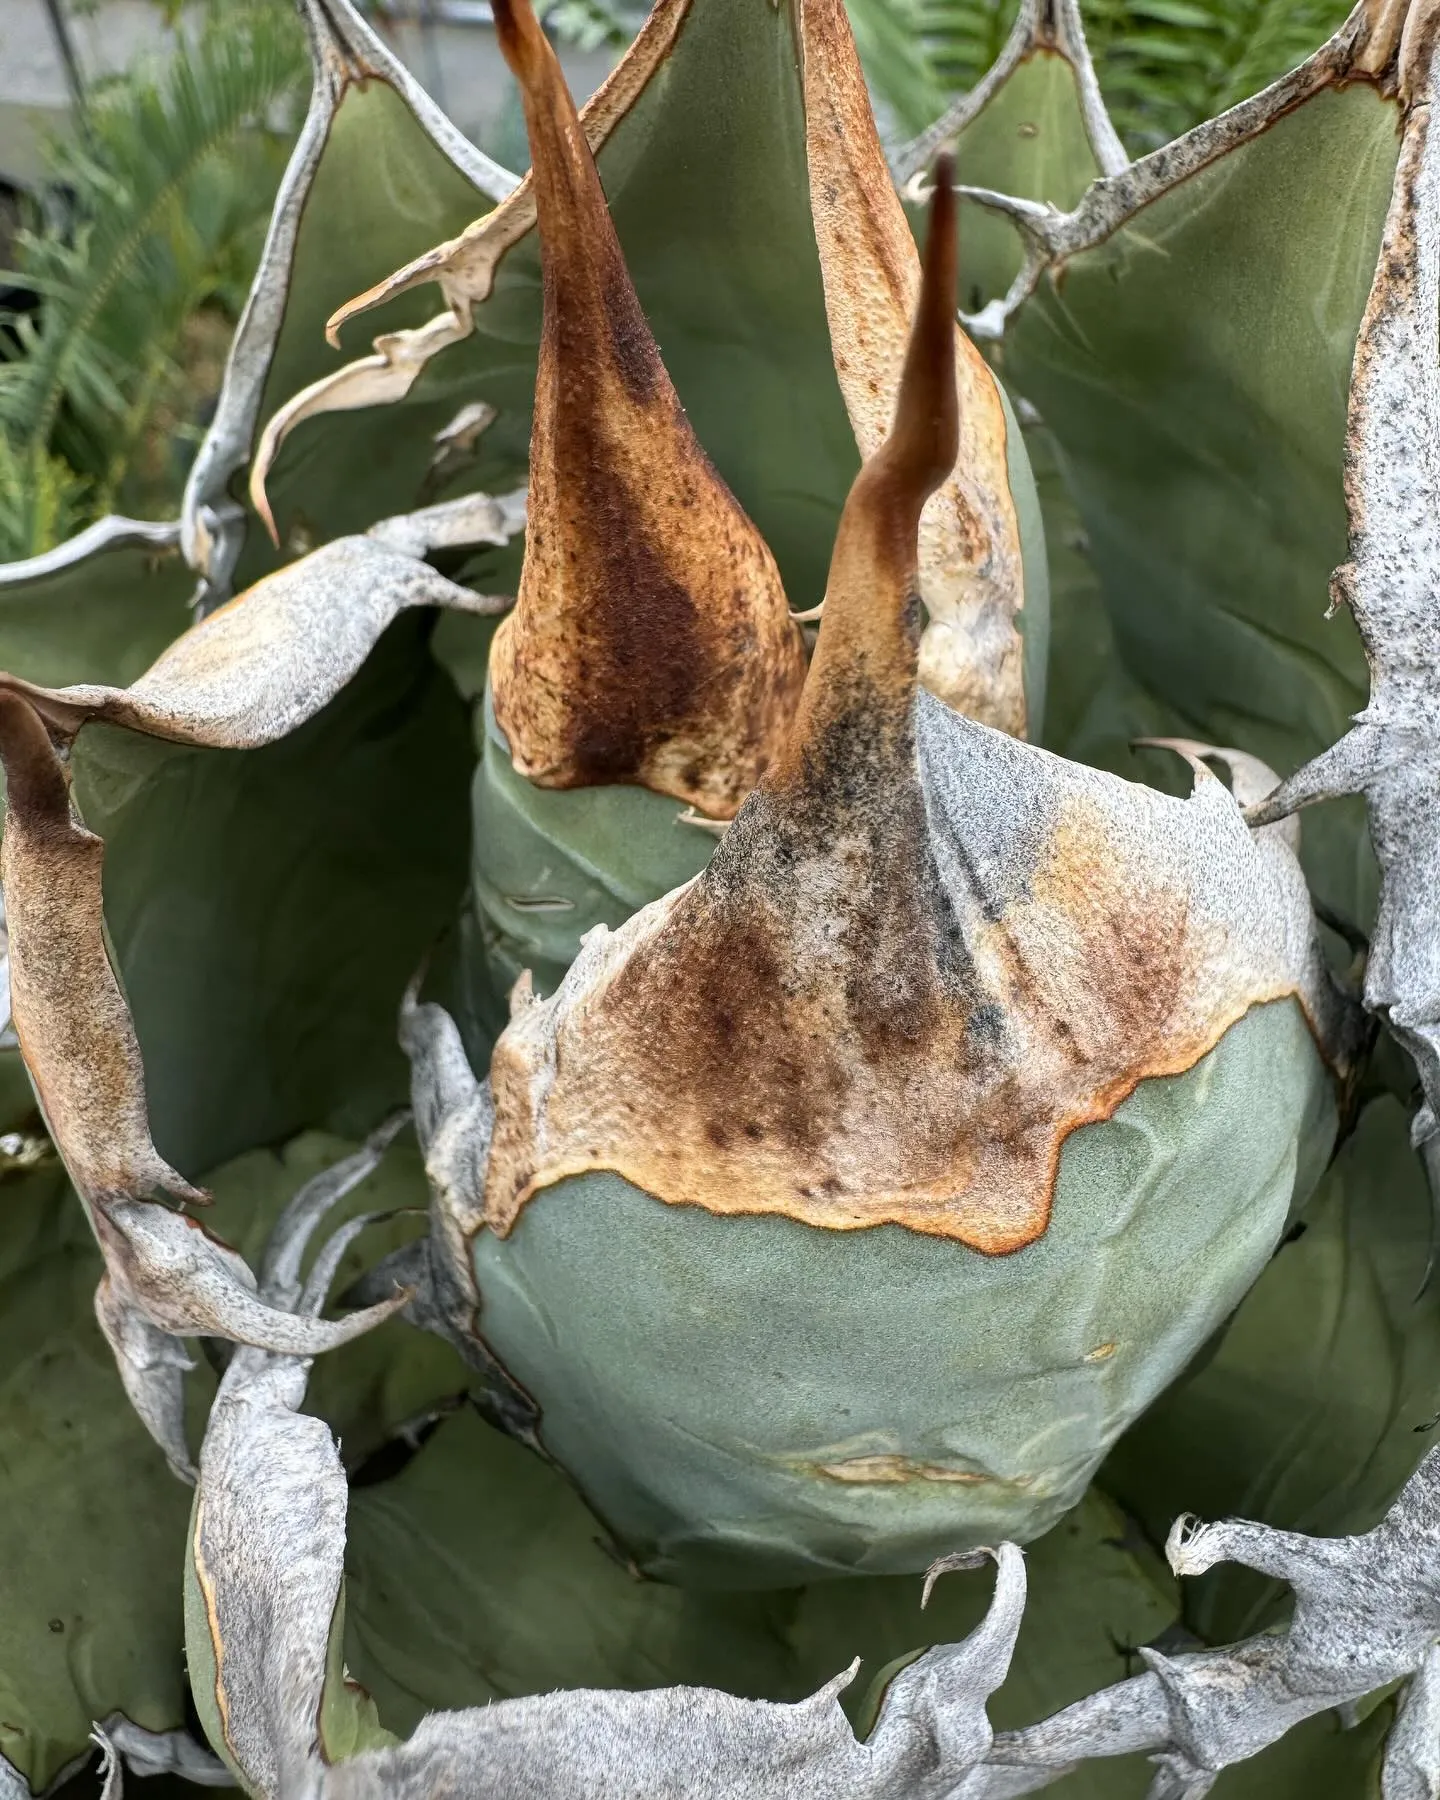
[1248,1,1440,1148]
[972,1446,1440,1795]
[258,1112,409,1311]
[0,517,181,590]
[188,1136,413,1798]
[384,985,544,1445]
[1383,1641,1440,1798]
[248,316,479,541]
[322,1611,1022,1800]
[94,1275,198,1485]
[93,1201,407,1360]
[0,536,505,750]
[194,1360,351,1798]
[366,487,527,560]
[93,1717,234,1788]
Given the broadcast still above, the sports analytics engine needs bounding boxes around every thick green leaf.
[1103,1094,1440,1647]
[70,615,473,1177]
[952,51,1102,313]
[466,687,716,1025]
[469,998,1332,1586]
[0,536,192,693]
[1025,421,1172,771]
[0,1161,192,1790]
[1006,82,1398,930]
[342,1406,802,1735]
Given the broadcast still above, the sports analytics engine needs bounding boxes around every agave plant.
[0,0,1439,1792]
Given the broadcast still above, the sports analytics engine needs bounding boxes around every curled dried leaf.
[982,1446,1440,1793]
[0,537,504,749]
[249,314,478,545]
[323,1588,1022,1800]
[94,1276,198,1484]
[0,692,204,1211]
[323,0,692,336]
[185,0,517,602]
[91,1717,232,1789]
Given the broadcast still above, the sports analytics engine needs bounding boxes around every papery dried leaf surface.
[1249,0,1440,1156]
[0,536,502,749]
[800,0,1027,734]
[486,718,1344,1253]
[485,0,805,817]
[485,174,1348,1253]
[0,692,201,1210]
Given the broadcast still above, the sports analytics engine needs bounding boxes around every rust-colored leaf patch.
[483,168,1351,1254]
[485,0,806,819]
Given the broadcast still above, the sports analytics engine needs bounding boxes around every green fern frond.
[0,0,306,521]
[0,433,89,564]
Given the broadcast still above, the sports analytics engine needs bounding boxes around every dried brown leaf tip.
[0,691,202,1214]
[486,0,806,819]
[485,169,1349,1253]
[0,689,408,1481]
[799,0,1028,734]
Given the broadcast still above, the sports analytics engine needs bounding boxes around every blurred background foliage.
[0,0,307,561]
[0,0,1354,566]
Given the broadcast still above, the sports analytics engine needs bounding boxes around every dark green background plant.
[0,0,306,561]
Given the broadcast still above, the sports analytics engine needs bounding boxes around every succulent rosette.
[1,0,1439,1793]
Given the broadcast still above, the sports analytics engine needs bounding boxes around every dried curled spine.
[485,0,806,819]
